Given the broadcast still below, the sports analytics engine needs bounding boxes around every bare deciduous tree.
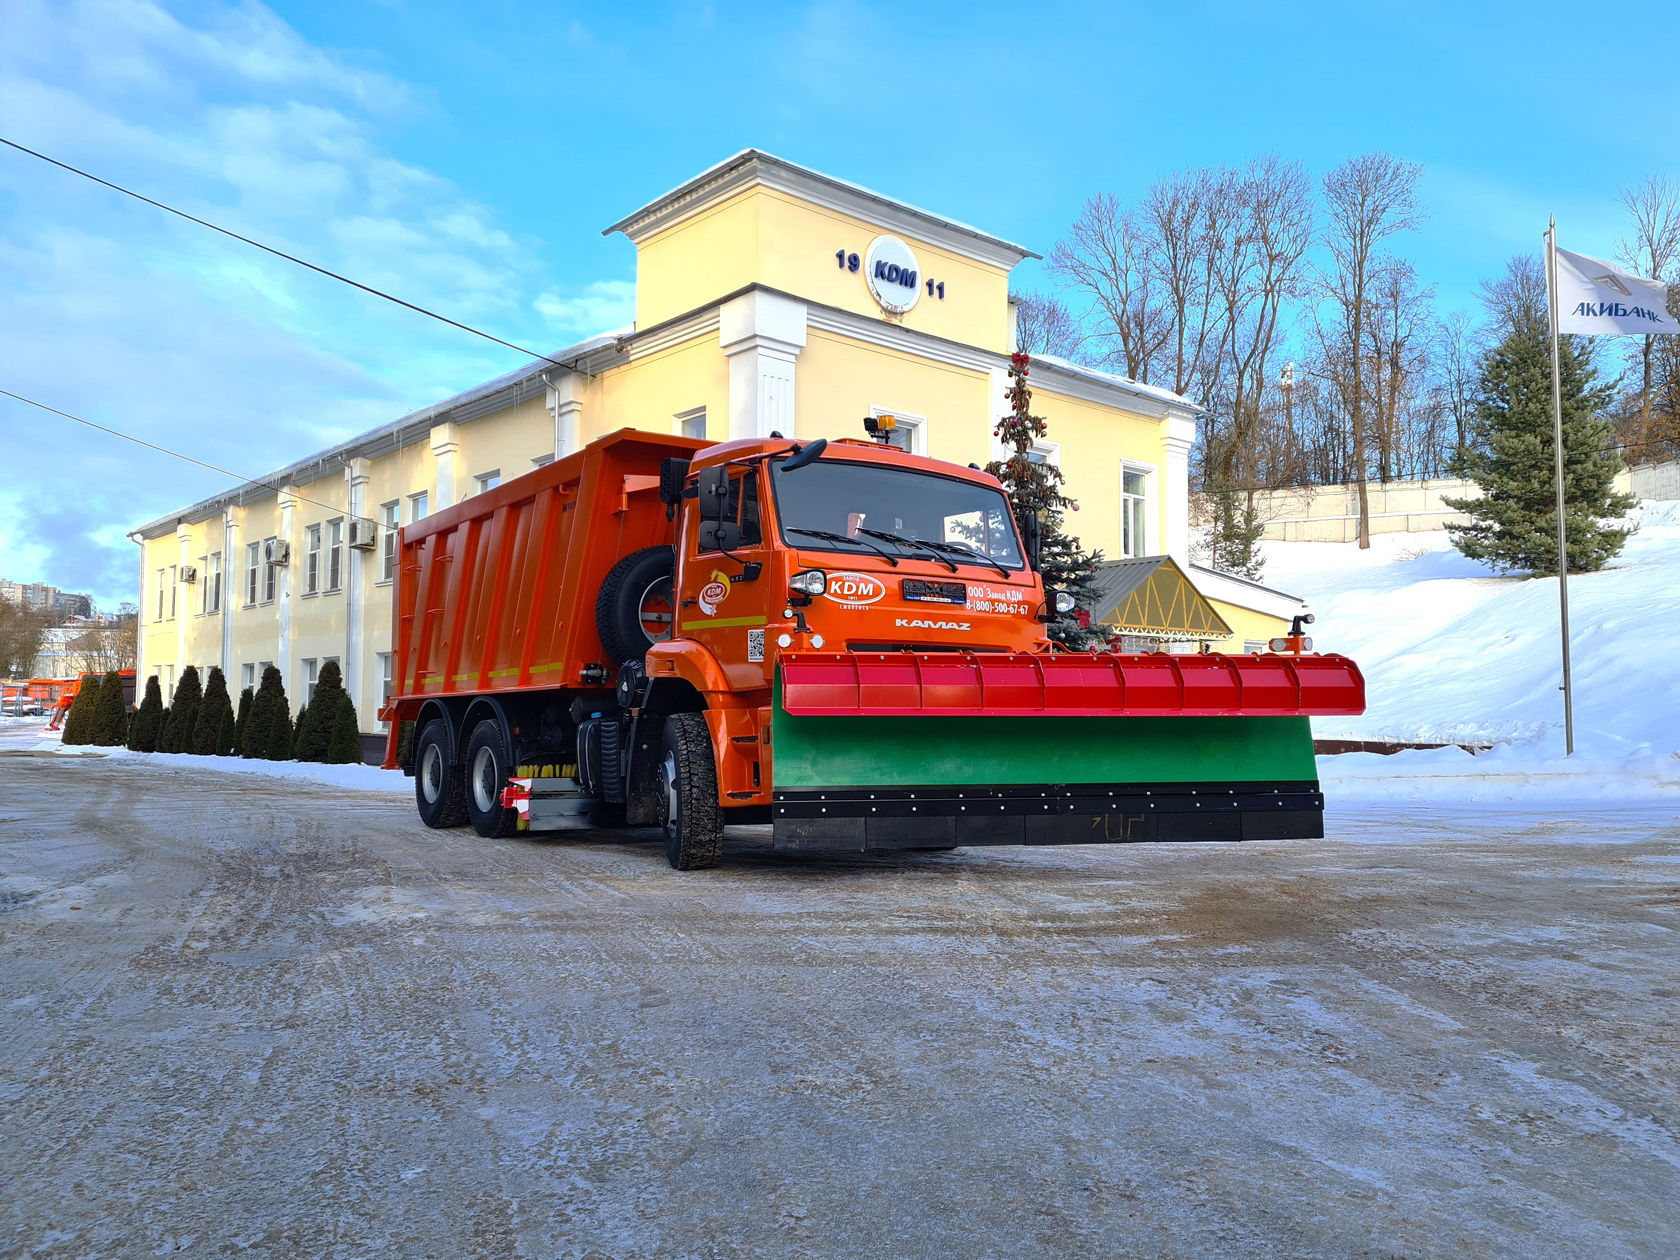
[1617,174,1680,457]
[1435,309,1481,472]
[1010,291,1083,360]
[1047,193,1167,381]
[1319,152,1423,547]
[1478,253,1548,341]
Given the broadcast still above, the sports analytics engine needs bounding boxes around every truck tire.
[465,719,519,839]
[415,719,468,829]
[596,546,675,666]
[658,712,723,870]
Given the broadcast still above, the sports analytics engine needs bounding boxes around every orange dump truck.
[382,427,1364,868]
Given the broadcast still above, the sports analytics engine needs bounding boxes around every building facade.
[134,151,1295,731]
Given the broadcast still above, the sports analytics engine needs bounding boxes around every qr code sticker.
[747,628,765,662]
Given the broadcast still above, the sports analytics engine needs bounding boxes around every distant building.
[0,579,93,621]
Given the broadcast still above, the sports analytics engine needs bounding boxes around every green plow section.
[771,675,1319,791]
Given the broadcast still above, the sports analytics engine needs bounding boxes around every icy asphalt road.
[2,756,1676,1259]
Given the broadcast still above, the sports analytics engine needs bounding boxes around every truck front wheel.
[658,713,723,870]
[465,720,520,839]
[415,720,467,829]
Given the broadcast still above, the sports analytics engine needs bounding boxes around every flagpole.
[1546,216,1574,755]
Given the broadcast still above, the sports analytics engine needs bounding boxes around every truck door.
[680,465,772,690]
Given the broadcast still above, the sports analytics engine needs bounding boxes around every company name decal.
[824,572,886,608]
[966,583,1033,617]
[895,617,971,631]
[698,568,731,617]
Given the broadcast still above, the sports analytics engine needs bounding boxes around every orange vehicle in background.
[382,426,1364,869]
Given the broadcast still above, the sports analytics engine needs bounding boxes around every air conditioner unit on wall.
[264,539,290,566]
[347,517,378,550]
[180,566,197,584]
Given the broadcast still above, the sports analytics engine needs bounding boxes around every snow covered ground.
[1261,499,1680,802]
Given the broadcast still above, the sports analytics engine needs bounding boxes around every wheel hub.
[659,751,679,838]
[421,744,442,804]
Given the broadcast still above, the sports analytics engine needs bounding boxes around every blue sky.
[2,0,1677,609]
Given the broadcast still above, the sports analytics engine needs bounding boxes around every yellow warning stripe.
[682,615,768,630]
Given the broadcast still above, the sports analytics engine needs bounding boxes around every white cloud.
[0,0,603,608]
[534,281,638,339]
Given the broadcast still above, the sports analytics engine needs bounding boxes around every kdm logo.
[824,572,886,607]
[698,569,731,616]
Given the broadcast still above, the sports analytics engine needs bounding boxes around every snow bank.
[37,743,411,793]
[1320,743,1680,805]
[1264,499,1680,760]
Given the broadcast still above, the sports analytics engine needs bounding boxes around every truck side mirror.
[1022,510,1042,572]
[780,438,827,472]
[697,466,730,519]
[700,520,742,551]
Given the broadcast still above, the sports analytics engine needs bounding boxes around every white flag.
[1554,247,1674,336]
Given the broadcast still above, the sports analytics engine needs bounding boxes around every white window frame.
[531,453,555,469]
[326,519,343,593]
[155,568,166,621]
[409,491,428,523]
[1118,459,1158,559]
[262,538,277,604]
[304,524,321,596]
[208,552,222,615]
[303,657,318,705]
[472,470,501,498]
[674,406,707,440]
[246,543,260,607]
[376,651,392,730]
[168,566,177,620]
[198,554,210,616]
[162,663,174,702]
[868,405,927,457]
[241,662,255,691]
[379,501,399,584]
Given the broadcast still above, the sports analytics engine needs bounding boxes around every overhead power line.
[0,135,572,370]
[0,389,363,521]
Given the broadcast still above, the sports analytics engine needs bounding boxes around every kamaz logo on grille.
[895,617,971,631]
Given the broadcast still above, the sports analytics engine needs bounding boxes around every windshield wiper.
[922,539,1013,578]
[785,527,900,566]
[856,527,959,573]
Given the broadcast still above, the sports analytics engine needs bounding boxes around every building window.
[869,407,926,456]
[676,407,707,440]
[410,491,428,523]
[162,664,174,702]
[198,555,210,616]
[305,524,321,595]
[208,552,222,615]
[531,452,555,469]
[473,470,500,498]
[262,538,277,603]
[327,519,343,592]
[246,543,260,606]
[379,502,399,583]
[1121,466,1150,559]
[377,652,392,730]
[168,566,177,619]
[241,662,255,691]
[155,568,166,621]
[302,658,318,705]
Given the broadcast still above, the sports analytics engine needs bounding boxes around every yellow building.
[134,150,1300,747]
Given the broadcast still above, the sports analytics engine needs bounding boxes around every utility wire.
[0,389,361,521]
[0,135,572,369]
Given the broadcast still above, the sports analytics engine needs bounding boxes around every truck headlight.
[790,569,827,597]
[1054,591,1075,614]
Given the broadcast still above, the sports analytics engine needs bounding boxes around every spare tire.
[596,546,676,666]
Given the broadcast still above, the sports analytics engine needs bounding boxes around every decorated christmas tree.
[985,352,1106,649]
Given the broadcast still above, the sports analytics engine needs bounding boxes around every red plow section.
[778,651,1366,718]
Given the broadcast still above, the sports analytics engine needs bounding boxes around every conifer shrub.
[267,701,294,761]
[327,698,362,764]
[242,667,285,759]
[295,661,355,763]
[89,671,128,746]
[232,686,253,755]
[215,702,237,756]
[127,676,162,751]
[160,666,203,754]
[192,668,233,756]
[292,702,312,759]
[60,674,100,745]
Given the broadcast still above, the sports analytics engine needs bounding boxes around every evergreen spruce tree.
[1203,474,1267,580]
[232,686,254,756]
[327,700,362,764]
[129,675,164,752]
[1445,328,1634,573]
[985,352,1106,649]
[89,671,128,746]
[159,666,202,754]
[60,675,99,745]
[192,667,232,756]
[215,702,237,756]
[292,702,313,761]
[267,701,295,761]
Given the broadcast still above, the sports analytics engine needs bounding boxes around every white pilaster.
[720,290,807,439]
[1160,411,1197,566]
[277,486,297,710]
[545,372,584,459]
[345,458,370,732]
[134,534,147,685]
[176,522,191,679]
[431,423,460,507]
[221,509,235,678]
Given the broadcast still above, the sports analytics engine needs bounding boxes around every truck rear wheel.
[465,720,519,839]
[596,546,675,666]
[659,713,723,870]
[415,719,467,829]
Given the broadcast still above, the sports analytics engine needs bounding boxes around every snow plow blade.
[770,652,1365,853]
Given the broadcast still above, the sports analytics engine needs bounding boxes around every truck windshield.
[769,457,1025,571]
